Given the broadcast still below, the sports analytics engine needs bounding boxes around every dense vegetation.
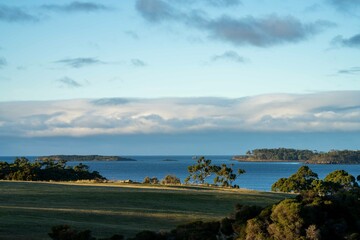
[37,155,135,162]
[234,148,360,164]
[272,166,359,195]
[0,157,105,181]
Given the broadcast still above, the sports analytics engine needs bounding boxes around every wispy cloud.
[0,5,38,23]
[338,67,360,74]
[0,57,7,68]
[1,91,360,137]
[194,15,335,47]
[41,1,111,13]
[55,57,105,68]
[57,77,82,88]
[135,0,335,47]
[211,51,245,63]
[135,0,180,22]
[131,59,147,67]
[328,0,360,12]
[332,33,360,48]
[169,0,241,7]
[204,0,241,7]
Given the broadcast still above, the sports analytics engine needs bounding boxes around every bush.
[143,176,159,184]
[161,175,181,185]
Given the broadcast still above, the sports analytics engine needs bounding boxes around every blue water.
[1,155,360,191]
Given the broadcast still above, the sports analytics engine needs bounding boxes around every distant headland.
[36,155,136,162]
[233,148,360,164]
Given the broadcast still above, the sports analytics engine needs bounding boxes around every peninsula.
[233,148,360,164]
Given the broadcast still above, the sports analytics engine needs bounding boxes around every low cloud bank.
[1,91,360,137]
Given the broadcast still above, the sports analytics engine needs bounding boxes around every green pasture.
[0,181,291,239]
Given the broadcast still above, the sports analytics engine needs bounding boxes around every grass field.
[0,181,292,239]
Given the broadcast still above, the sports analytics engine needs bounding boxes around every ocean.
[1,155,360,191]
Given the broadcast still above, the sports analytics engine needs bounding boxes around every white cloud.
[1,91,360,137]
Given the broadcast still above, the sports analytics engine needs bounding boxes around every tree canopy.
[0,157,105,182]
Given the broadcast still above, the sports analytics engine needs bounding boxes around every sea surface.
[1,155,360,191]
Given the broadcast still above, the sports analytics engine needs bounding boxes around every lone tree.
[213,164,246,187]
[185,156,214,184]
[185,156,246,187]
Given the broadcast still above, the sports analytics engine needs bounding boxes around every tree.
[267,199,304,240]
[143,176,159,184]
[185,156,214,184]
[213,164,245,187]
[161,175,181,185]
[324,170,358,192]
[271,166,318,193]
[0,158,106,182]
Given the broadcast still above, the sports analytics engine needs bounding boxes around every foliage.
[48,225,96,240]
[308,150,360,164]
[49,225,124,240]
[185,156,214,184]
[143,176,159,184]
[171,221,220,240]
[237,148,315,161]
[185,156,245,188]
[324,169,358,190]
[267,199,304,240]
[236,148,360,164]
[0,157,106,182]
[272,166,360,195]
[271,166,318,193]
[160,175,181,185]
[213,164,245,187]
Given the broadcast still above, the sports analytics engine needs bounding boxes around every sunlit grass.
[0,181,291,239]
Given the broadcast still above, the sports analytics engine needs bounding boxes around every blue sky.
[1,0,360,155]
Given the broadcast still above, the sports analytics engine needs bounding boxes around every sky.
[1,0,360,155]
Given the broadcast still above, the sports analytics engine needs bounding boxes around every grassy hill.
[0,181,291,239]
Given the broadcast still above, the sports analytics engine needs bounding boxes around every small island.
[233,148,360,164]
[162,159,178,162]
[36,155,136,162]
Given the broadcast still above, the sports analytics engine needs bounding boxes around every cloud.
[92,98,130,105]
[57,77,82,88]
[194,15,335,47]
[41,1,110,13]
[338,67,360,74]
[1,91,360,137]
[135,0,180,22]
[205,0,241,7]
[131,59,147,67]
[0,5,38,23]
[135,1,334,47]
[0,57,7,68]
[211,51,245,63]
[328,0,360,12]
[168,0,241,7]
[332,34,360,48]
[55,57,104,68]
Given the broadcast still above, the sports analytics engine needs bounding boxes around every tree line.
[234,148,360,164]
[142,156,246,188]
[0,157,105,181]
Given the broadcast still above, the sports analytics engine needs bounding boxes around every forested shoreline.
[233,148,360,164]
[0,157,105,181]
